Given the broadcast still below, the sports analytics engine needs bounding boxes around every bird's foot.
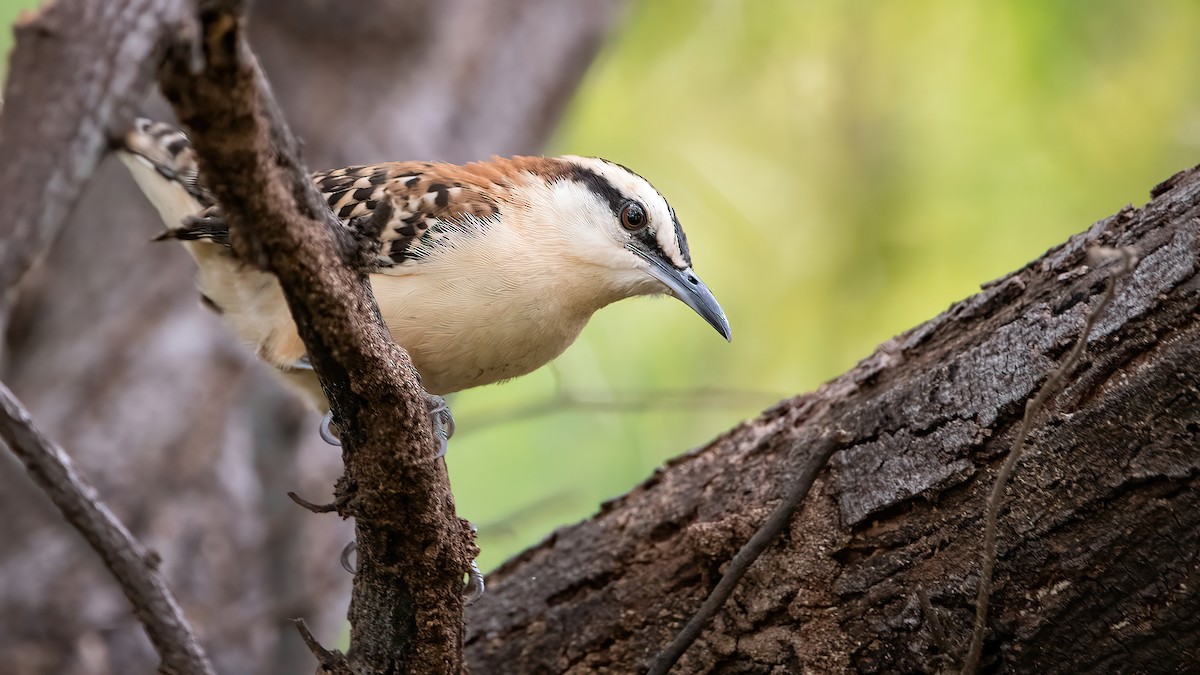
[319,411,341,446]
[464,560,485,605]
[318,394,454,457]
[424,394,455,458]
[338,539,486,604]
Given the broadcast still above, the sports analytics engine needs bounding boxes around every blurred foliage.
[0,0,28,62]
[5,1,1200,571]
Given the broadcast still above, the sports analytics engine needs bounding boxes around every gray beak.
[633,247,731,342]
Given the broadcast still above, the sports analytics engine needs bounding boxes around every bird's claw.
[319,411,340,446]
[464,560,485,605]
[339,538,485,604]
[320,397,452,457]
[424,394,455,458]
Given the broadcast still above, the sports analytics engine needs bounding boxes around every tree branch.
[0,381,214,675]
[291,618,350,674]
[0,0,185,334]
[156,3,470,671]
[0,1,216,672]
[466,170,1200,672]
[647,427,846,674]
[961,246,1137,674]
[460,370,782,436]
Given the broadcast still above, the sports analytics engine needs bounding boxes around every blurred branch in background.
[460,365,783,435]
[0,382,213,675]
[474,491,579,543]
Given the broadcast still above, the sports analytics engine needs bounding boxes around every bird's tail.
[116,118,223,242]
[116,117,305,381]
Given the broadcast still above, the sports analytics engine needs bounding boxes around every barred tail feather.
[117,119,309,396]
[118,118,230,247]
[117,149,206,234]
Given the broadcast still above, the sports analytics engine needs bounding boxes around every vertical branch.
[157,3,471,671]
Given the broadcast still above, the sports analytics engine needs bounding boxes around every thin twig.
[0,380,215,675]
[462,386,782,436]
[291,618,351,674]
[961,247,1136,674]
[647,428,845,675]
[286,491,337,513]
[918,587,953,655]
[919,587,959,675]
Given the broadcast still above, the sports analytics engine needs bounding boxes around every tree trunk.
[0,2,622,673]
[466,172,1200,673]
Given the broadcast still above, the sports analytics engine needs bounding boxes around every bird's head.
[516,155,732,342]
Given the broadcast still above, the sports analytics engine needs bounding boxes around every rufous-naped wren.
[117,118,730,412]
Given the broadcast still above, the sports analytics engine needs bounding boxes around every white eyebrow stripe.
[564,155,690,267]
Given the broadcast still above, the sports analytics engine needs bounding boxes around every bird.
[116,118,731,435]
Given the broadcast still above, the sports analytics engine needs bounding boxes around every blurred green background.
[5,1,1200,571]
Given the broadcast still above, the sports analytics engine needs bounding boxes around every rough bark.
[156,1,469,670]
[0,1,623,673]
[466,170,1200,672]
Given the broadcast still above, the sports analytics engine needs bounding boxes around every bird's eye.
[620,201,647,231]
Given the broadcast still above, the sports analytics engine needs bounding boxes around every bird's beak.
[632,247,731,341]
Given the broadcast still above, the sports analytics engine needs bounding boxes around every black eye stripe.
[563,166,625,217]
[633,227,658,253]
[670,205,691,265]
[564,161,691,269]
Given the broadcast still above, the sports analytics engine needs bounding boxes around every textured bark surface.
[466,169,1200,672]
[157,3,471,671]
[0,2,623,673]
